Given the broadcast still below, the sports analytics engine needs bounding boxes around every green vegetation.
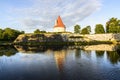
[0,28,24,41]
[107,51,120,64]
[34,29,46,33]
[0,46,17,56]
[106,17,120,33]
[81,26,91,34]
[74,25,91,34]
[73,17,120,34]
[96,51,104,57]
[74,25,81,33]
[95,24,105,34]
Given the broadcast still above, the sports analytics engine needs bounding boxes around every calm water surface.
[0,45,120,80]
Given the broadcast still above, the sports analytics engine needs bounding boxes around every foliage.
[34,29,41,33]
[34,29,46,33]
[106,17,120,33]
[86,26,91,33]
[0,46,17,56]
[0,29,3,39]
[106,51,120,64]
[81,26,91,34]
[96,51,104,57]
[74,25,81,33]
[95,24,105,34]
[0,28,24,41]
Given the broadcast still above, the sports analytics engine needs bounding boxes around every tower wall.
[54,27,66,32]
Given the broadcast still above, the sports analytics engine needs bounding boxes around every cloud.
[12,0,102,32]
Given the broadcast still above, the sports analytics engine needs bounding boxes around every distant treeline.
[74,17,120,34]
[0,28,24,41]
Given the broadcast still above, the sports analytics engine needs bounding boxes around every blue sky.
[0,0,120,33]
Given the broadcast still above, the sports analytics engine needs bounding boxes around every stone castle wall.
[14,33,69,43]
[68,33,120,42]
[14,33,120,43]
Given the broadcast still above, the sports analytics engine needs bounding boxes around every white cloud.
[12,0,102,32]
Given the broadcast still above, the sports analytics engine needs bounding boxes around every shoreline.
[0,41,115,46]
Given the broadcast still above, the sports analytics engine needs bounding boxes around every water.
[0,45,120,80]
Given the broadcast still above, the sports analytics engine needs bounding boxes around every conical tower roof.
[54,16,65,28]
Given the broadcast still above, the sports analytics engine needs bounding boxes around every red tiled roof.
[54,16,65,28]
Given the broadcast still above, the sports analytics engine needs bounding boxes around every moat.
[0,45,120,80]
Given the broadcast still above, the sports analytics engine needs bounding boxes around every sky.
[0,0,120,33]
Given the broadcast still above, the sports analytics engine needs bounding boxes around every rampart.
[14,33,120,43]
[68,33,120,42]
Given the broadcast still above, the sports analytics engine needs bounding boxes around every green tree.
[40,30,46,33]
[81,26,91,34]
[74,25,81,33]
[34,29,41,33]
[86,26,91,33]
[0,28,24,41]
[95,24,105,34]
[2,28,15,40]
[34,29,46,33]
[106,17,120,33]
[0,29,3,40]
[108,23,117,33]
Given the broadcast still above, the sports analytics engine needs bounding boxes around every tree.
[0,29,3,40]
[34,29,46,33]
[40,30,46,33]
[3,28,15,40]
[109,23,117,33]
[0,28,24,41]
[74,25,81,33]
[86,26,91,33]
[95,24,105,34]
[106,17,120,33]
[34,29,41,33]
[81,26,91,34]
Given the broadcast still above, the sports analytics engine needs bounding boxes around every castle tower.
[54,16,66,32]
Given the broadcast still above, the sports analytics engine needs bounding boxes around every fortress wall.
[68,33,120,41]
[14,33,120,43]
[84,34,114,41]
[14,33,69,43]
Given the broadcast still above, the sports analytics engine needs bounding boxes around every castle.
[54,16,66,32]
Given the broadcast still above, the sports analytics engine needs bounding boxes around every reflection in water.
[14,45,120,65]
[54,50,67,72]
[14,45,66,53]
[75,49,81,58]
[80,44,117,51]
[0,46,17,56]
[96,51,105,57]
[0,45,120,80]
[107,51,120,64]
